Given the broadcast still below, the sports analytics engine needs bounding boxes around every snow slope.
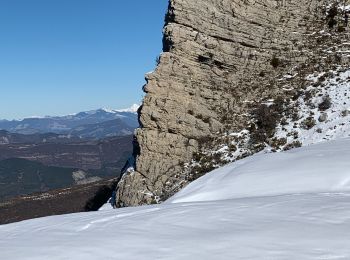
[1,139,350,259]
[275,68,350,147]
[169,138,350,203]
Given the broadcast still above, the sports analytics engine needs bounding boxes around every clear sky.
[0,0,168,120]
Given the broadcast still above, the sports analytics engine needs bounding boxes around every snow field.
[1,138,350,259]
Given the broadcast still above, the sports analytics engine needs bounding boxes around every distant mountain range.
[0,105,139,139]
[0,130,83,145]
[0,105,138,203]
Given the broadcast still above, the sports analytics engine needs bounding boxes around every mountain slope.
[168,138,350,203]
[0,178,117,225]
[0,135,133,201]
[0,135,133,170]
[0,158,76,201]
[68,118,135,139]
[1,138,350,259]
[0,130,83,144]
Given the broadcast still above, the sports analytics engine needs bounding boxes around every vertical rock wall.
[117,0,327,206]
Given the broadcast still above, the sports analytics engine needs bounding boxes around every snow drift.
[168,138,350,203]
[1,138,350,259]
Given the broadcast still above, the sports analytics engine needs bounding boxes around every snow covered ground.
[1,138,350,259]
[276,68,350,147]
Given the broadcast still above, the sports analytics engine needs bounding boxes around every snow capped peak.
[100,108,116,113]
[0,104,140,121]
[69,105,139,117]
[79,104,140,115]
[115,104,140,113]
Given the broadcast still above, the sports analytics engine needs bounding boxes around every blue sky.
[0,0,168,119]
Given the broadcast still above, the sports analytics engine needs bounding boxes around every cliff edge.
[117,0,349,206]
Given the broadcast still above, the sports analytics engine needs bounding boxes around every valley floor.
[1,139,350,259]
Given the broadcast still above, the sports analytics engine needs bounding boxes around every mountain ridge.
[0,105,139,139]
[0,104,140,121]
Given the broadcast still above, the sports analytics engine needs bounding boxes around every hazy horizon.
[0,0,167,120]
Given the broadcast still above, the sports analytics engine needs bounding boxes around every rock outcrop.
[117,0,334,206]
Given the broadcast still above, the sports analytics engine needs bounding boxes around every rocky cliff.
[117,0,349,206]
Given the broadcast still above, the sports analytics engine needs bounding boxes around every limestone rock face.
[117,0,327,206]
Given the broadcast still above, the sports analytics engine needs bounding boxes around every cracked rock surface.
[117,0,327,206]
